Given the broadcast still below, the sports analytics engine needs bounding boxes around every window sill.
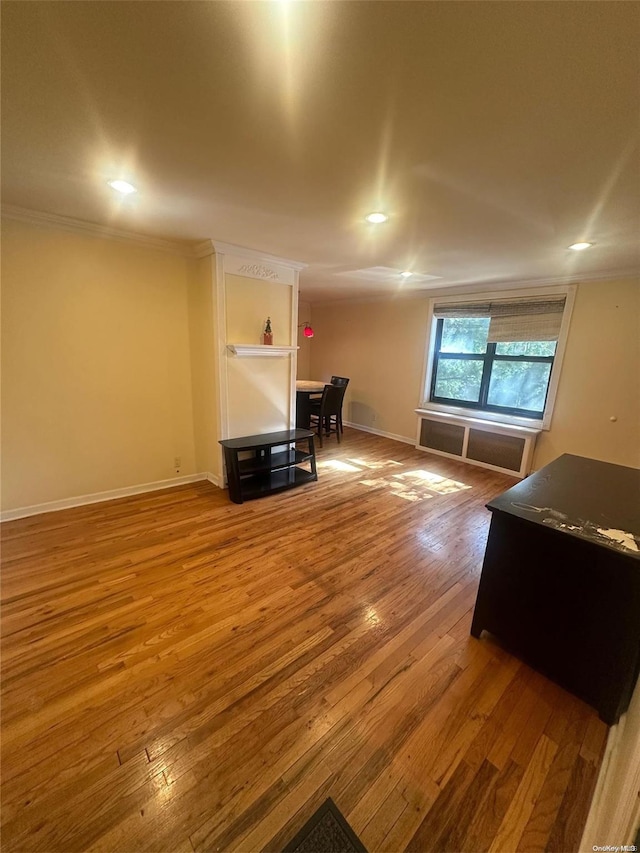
[416,405,543,435]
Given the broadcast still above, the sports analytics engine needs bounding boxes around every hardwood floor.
[0,429,607,852]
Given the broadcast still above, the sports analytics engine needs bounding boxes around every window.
[424,292,572,424]
[431,317,556,418]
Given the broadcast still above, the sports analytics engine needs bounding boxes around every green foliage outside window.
[431,318,557,417]
[440,318,489,354]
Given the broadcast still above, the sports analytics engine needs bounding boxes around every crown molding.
[305,267,640,305]
[1,205,196,258]
[418,268,640,299]
[304,291,428,307]
[211,240,307,271]
[0,207,311,268]
[193,239,215,258]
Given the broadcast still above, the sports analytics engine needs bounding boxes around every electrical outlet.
[174,456,182,470]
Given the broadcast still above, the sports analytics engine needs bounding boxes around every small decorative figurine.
[263,317,273,345]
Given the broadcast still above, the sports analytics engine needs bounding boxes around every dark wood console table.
[471,453,640,725]
[219,429,317,504]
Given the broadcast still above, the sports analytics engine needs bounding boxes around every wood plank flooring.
[0,429,607,852]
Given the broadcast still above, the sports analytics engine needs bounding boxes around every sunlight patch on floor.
[317,455,471,503]
[365,606,380,626]
[317,459,363,473]
[359,476,434,502]
[359,469,471,502]
[398,469,471,495]
[346,457,404,470]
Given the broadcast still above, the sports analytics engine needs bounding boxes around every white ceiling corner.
[1,2,638,301]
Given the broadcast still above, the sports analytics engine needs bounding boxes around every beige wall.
[296,300,313,379]
[187,254,220,479]
[309,278,640,469]
[225,274,292,346]
[223,274,294,437]
[2,216,635,516]
[309,297,430,441]
[535,278,639,468]
[1,218,197,511]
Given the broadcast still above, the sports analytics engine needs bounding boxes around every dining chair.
[308,384,347,447]
[330,376,349,433]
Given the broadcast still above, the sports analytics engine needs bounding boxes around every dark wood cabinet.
[471,453,640,725]
[219,429,317,504]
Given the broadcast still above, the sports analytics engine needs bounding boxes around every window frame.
[429,319,556,418]
[420,285,576,430]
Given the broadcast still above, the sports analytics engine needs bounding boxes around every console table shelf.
[220,429,318,504]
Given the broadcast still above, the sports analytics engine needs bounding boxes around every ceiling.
[2,1,639,302]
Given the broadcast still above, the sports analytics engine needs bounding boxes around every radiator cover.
[416,411,539,478]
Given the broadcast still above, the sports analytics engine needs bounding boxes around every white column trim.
[211,240,307,271]
[290,270,300,429]
[214,247,228,483]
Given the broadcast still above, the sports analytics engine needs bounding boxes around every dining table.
[295,380,326,429]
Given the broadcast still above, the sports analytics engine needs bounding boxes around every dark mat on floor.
[282,798,368,853]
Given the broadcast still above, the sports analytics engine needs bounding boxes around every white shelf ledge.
[226,344,299,357]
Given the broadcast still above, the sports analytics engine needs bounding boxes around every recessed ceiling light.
[365,212,389,224]
[400,270,413,278]
[568,241,593,251]
[108,180,137,195]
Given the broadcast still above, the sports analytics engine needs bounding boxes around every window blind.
[433,296,566,342]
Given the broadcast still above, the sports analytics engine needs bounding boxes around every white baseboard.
[0,472,221,522]
[580,681,640,850]
[343,421,415,446]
